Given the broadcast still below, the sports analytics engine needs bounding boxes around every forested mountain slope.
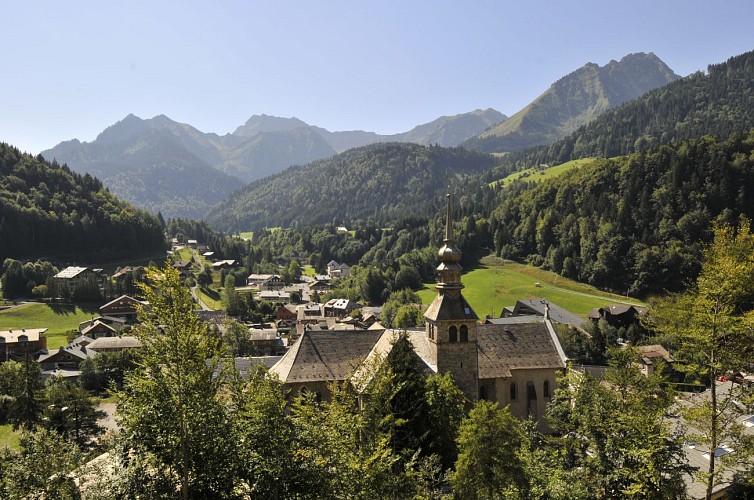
[205,143,499,232]
[0,142,165,262]
[488,131,754,295]
[463,53,679,153]
[495,50,754,170]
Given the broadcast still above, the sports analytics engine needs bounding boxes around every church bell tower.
[423,192,479,400]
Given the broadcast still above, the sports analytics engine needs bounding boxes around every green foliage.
[0,143,165,262]
[649,219,754,498]
[547,349,688,498]
[206,142,499,232]
[483,49,754,167]
[490,131,754,295]
[0,427,83,499]
[452,400,526,499]
[41,379,105,448]
[117,263,239,498]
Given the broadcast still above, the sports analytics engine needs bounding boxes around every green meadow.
[417,257,643,319]
[491,158,595,187]
[0,425,20,451]
[0,302,99,350]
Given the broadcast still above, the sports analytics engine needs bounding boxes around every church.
[270,194,567,430]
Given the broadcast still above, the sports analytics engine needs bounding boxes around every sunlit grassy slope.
[417,257,643,319]
[491,158,595,187]
[0,303,100,349]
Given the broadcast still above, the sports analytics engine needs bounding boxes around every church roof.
[424,293,478,322]
[270,329,385,384]
[477,319,566,379]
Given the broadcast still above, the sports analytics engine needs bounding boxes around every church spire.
[436,191,463,293]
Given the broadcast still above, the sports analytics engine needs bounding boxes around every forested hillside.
[489,130,754,295]
[0,143,165,261]
[495,50,754,170]
[204,143,500,232]
[463,52,679,153]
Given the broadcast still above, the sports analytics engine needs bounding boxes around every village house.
[80,320,118,340]
[211,259,238,270]
[323,298,360,319]
[326,260,351,278]
[78,315,127,334]
[52,266,99,294]
[249,327,287,356]
[588,304,646,328]
[246,274,285,290]
[99,295,147,323]
[37,343,95,371]
[0,328,48,361]
[270,195,567,432]
[86,336,142,353]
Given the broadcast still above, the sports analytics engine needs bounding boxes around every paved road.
[97,402,119,432]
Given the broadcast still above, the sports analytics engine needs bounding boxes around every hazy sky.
[2,0,753,154]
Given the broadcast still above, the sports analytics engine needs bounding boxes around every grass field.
[417,256,643,319]
[302,265,317,278]
[0,302,100,349]
[0,425,20,451]
[196,287,223,310]
[491,158,595,187]
[238,231,254,241]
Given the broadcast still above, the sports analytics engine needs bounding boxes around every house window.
[428,324,435,340]
[543,380,550,398]
[510,382,517,401]
[460,325,468,342]
[449,325,457,343]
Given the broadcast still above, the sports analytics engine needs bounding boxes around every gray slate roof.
[477,320,566,379]
[270,329,385,383]
[424,293,478,322]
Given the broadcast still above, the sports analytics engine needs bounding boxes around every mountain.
[463,53,680,153]
[391,108,506,147]
[0,141,165,262]
[492,49,754,171]
[204,142,499,232]
[43,108,506,218]
[42,117,243,219]
[217,126,337,181]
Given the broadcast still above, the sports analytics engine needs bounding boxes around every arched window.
[479,385,488,400]
[449,325,458,343]
[543,380,550,398]
[510,382,517,401]
[460,325,469,342]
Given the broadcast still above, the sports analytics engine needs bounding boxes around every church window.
[543,380,550,398]
[460,325,468,342]
[510,382,517,400]
[449,325,457,343]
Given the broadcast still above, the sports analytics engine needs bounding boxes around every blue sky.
[2,0,753,154]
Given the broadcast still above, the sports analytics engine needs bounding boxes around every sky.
[2,0,753,154]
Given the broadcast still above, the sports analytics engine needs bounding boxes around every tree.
[0,428,83,499]
[7,355,43,430]
[452,400,526,499]
[650,219,754,499]
[223,274,243,316]
[424,372,465,469]
[117,264,239,499]
[547,348,688,498]
[42,379,105,448]
[222,319,254,357]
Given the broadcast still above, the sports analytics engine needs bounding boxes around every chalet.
[635,344,676,377]
[80,320,117,340]
[247,274,285,290]
[588,304,646,328]
[0,328,48,361]
[86,336,142,353]
[187,239,198,248]
[38,344,95,371]
[249,328,287,356]
[202,251,216,260]
[212,260,238,270]
[52,267,98,294]
[327,261,351,278]
[112,266,144,280]
[258,290,291,301]
[99,295,147,322]
[276,304,298,322]
[324,298,360,318]
[79,315,127,333]
[271,195,567,432]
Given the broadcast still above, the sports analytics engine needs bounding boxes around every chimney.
[543,302,550,321]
